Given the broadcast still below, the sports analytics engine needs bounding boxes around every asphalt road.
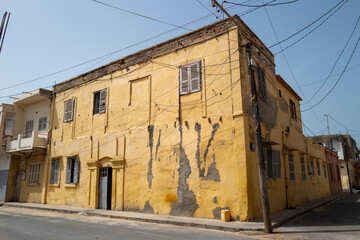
[273,193,360,240]
[0,207,254,240]
[1,194,359,240]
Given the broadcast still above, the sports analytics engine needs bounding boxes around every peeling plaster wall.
[46,27,248,220]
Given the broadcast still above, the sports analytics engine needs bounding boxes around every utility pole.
[211,0,272,233]
[0,11,10,54]
[324,114,333,150]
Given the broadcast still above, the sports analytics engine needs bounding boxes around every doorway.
[98,167,112,210]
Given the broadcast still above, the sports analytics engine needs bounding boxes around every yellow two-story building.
[10,16,331,221]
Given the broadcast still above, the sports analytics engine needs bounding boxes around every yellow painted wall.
[37,21,332,222]
[46,28,251,220]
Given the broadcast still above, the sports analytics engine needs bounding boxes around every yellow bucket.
[221,209,230,222]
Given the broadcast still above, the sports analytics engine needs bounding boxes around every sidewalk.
[1,192,349,232]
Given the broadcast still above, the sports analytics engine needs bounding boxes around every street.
[272,193,360,240]
[0,207,253,240]
[0,193,359,240]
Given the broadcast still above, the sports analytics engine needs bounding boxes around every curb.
[1,203,263,232]
[272,192,350,229]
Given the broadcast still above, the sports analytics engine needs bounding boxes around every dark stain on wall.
[194,122,204,177]
[203,123,220,174]
[170,124,199,217]
[143,200,154,214]
[213,206,221,219]
[213,196,217,204]
[202,154,220,182]
[147,125,154,189]
[155,129,162,162]
[259,95,278,129]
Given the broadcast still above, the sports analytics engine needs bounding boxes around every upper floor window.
[256,64,267,99]
[38,116,48,131]
[309,160,315,176]
[64,99,75,122]
[290,99,297,121]
[25,119,34,138]
[179,61,201,95]
[316,160,321,176]
[93,89,107,115]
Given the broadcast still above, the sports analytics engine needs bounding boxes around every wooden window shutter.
[68,99,74,121]
[189,62,201,92]
[99,89,107,113]
[180,66,189,95]
[73,158,80,184]
[66,159,71,184]
[273,150,281,178]
[50,162,54,184]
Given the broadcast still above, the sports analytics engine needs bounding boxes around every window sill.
[27,183,40,186]
[49,183,60,187]
[65,184,77,188]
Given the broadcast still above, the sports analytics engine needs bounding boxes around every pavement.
[0,192,349,232]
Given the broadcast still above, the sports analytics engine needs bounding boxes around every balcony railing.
[6,131,47,153]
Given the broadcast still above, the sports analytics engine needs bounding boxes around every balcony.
[6,131,47,153]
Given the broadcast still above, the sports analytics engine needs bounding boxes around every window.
[300,157,306,181]
[28,162,41,184]
[278,89,282,97]
[50,159,60,184]
[179,61,201,95]
[256,64,267,99]
[290,99,297,121]
[93,89,107,115]
[316,161,321,176]
[264,148,281,179]
[323,164,327,178]
[25,119,34,138]
[64,99,75,122]
[309,160,315,176]
[288,154,295,181]
[66,158,80,184]
[38,116,48,131]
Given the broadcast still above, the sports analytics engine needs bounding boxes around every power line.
[274,0,348,55]
[305,16,360,104]
[223,0,299,8]
[329,115,360,133]
[91,0,192,31]
[302,35,360,112]
[261,0,321,122]
[294,63,360,89]
[195,0,219,18]
[268,0,346,49]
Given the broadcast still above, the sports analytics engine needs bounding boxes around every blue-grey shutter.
[99,89,107,114]
[66,159,71,184]
[180,66,189,95]
[189,62,201,92]
[50,161,54,184]
[73,158,80,184]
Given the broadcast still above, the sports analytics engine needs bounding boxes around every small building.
[324,147,342,194]
[310,134,360,190]
[10,16,331,221]
[5,89,51,203]
[0,104,16,201]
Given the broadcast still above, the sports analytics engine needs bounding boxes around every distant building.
[324,147,342,194]
[310,134,360,190]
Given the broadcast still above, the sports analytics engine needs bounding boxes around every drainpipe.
[282,130,289,208]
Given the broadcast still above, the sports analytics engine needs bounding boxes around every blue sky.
[0,0,360,143]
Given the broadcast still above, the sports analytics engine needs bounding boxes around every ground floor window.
[264,148,281,179]
[50,159,60,184]
[288,154,295,181]
[317,161,321,176]
[323,164,327,178]
[28,162,41,184]
[66,158,80,184]
[300,157,306,181]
